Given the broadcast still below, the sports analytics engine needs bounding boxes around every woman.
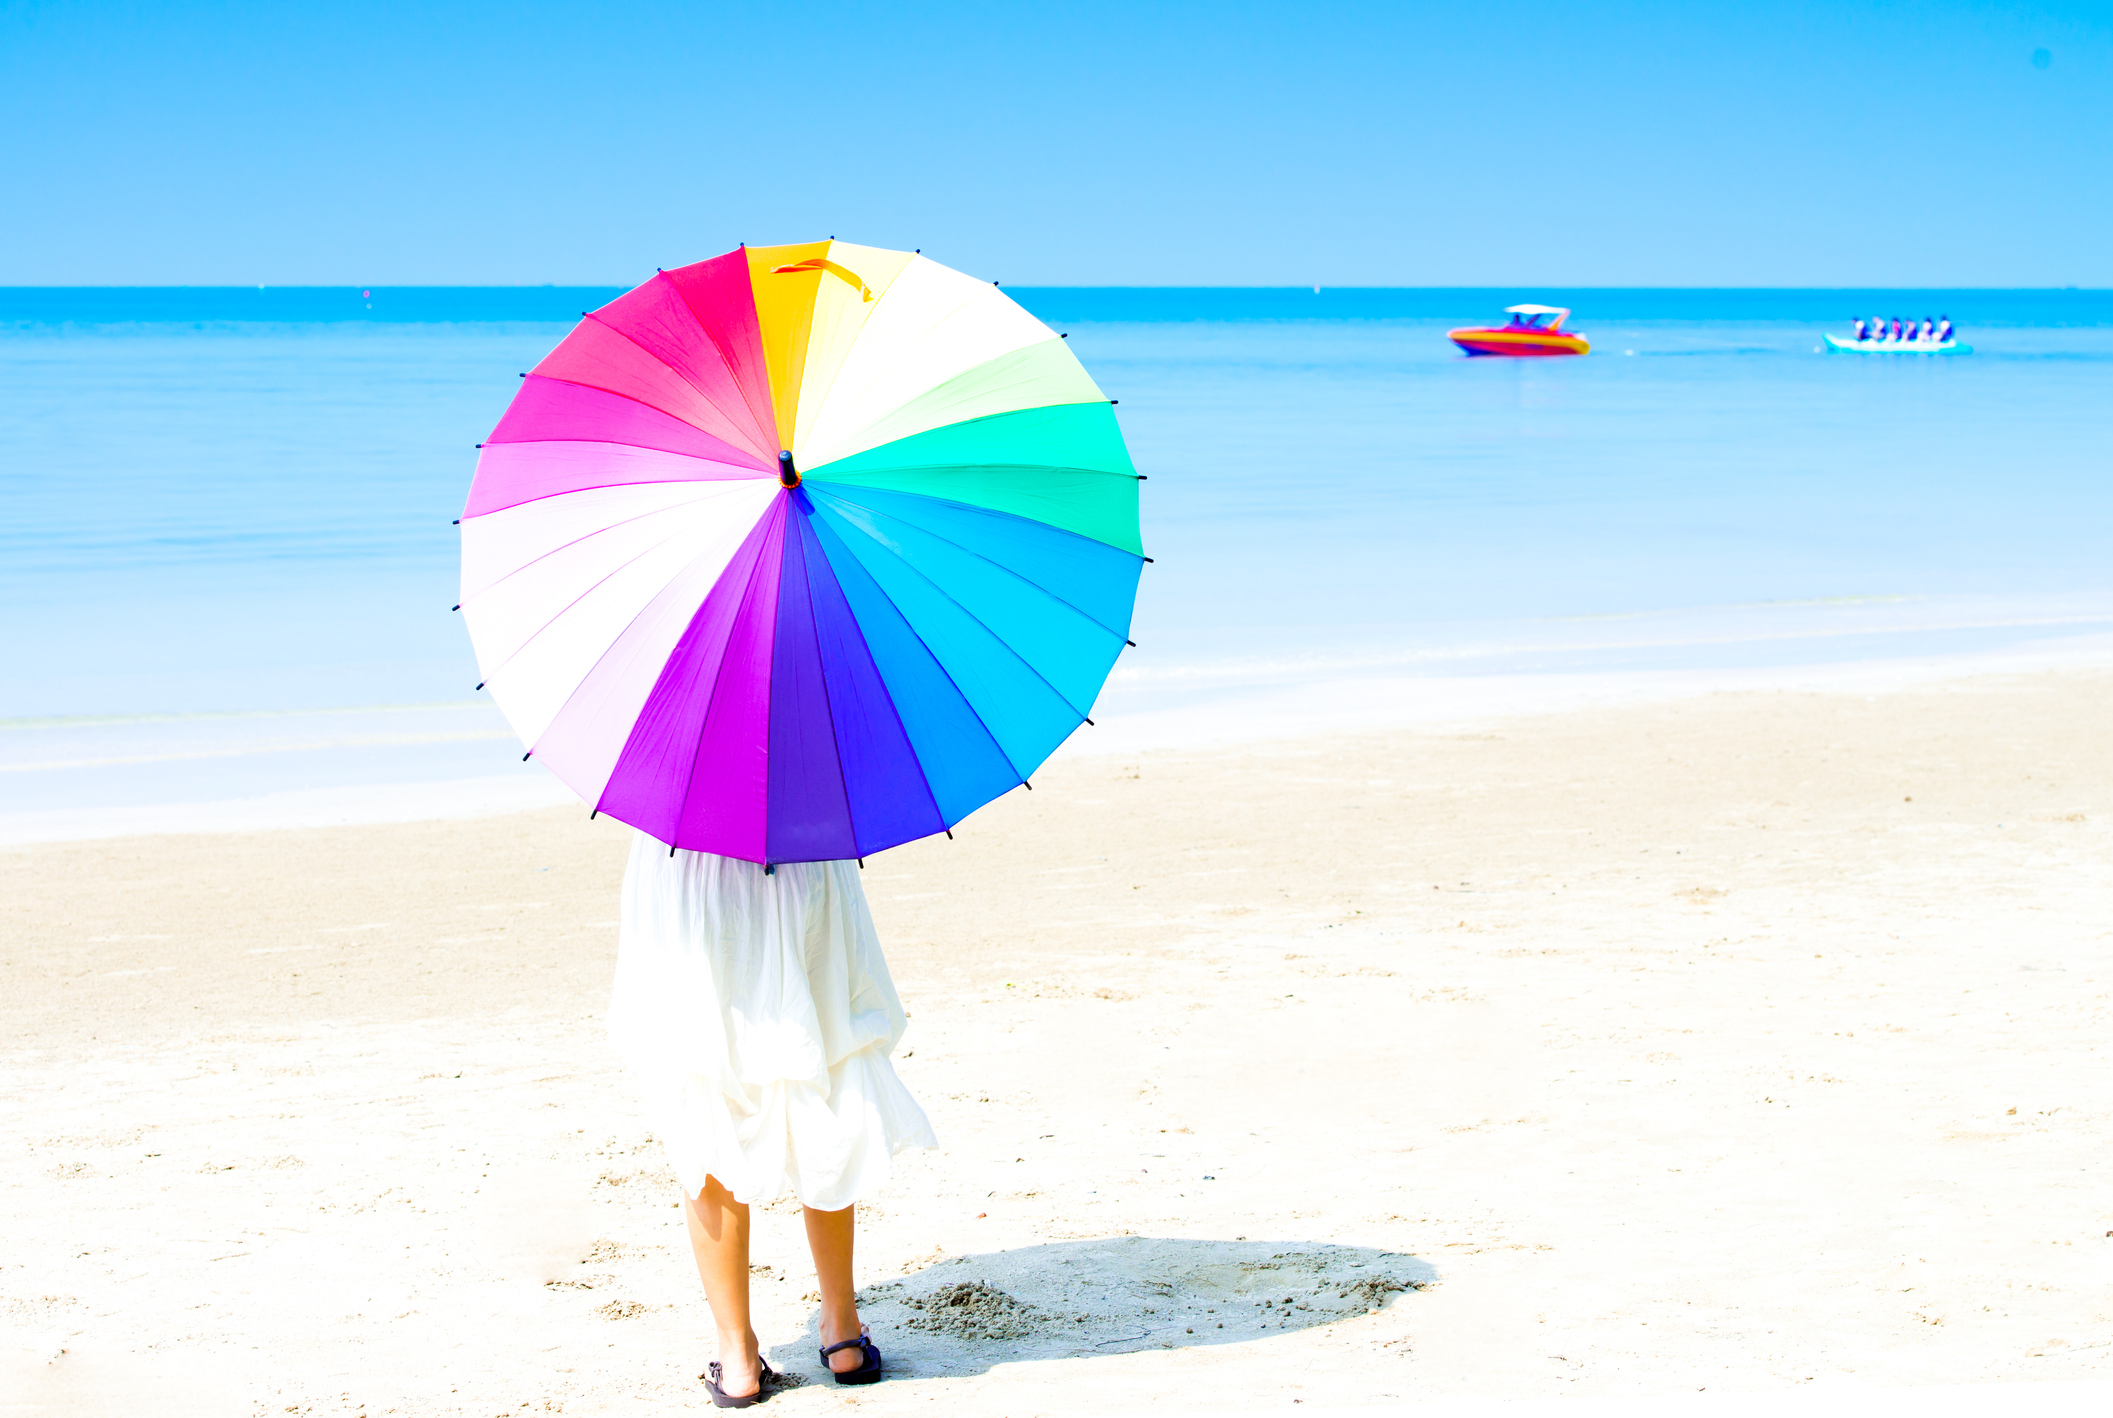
[608,839,937,1407]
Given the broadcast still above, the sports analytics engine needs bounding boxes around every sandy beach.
[6,667,2111,1415]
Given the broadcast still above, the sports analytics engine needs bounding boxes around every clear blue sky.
[3,0,2106,286]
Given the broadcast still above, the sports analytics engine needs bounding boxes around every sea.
[5,287,2110,842]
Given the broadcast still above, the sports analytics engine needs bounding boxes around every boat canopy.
[1503,304,1571,329]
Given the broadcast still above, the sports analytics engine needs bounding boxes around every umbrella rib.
[465,484,733,602]
[804,458,1141,550]
[809,498,1100,729]
[491,376,774,468]
[804,535,864,853]
[547,517,777,819]
[668,503,783,852]
[800,285,984,452]
[788,253,918,454]
[644,269,782,451]
[807,511,1031,788]
[469,472,771,522]
[472,499,735,693]
[470,436,770,514]
[807,462,1141,490]
[810,330,1082,464]
[579,312,778,462]
[796,508,946,850]
[483,438,766,471]
[808,482,1138,639]
[581,307,772,451]
[524,373,772,465]
[689,305,781,455]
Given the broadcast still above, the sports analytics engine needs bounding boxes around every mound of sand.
[899,1281,1042,1340]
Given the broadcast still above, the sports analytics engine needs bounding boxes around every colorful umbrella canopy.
[460,241,1145,864]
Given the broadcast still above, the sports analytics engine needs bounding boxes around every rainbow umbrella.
[459,241,1145,864]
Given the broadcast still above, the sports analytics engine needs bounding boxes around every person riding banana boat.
[1827,313,1968,355]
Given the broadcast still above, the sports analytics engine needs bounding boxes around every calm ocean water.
[5,287,2110,834]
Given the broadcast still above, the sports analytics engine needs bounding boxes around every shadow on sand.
[764,1235,1434,1381]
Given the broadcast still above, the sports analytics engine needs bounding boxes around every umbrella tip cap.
[777,450,800,488]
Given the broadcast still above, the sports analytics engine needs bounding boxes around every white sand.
[5,669,2111,1415]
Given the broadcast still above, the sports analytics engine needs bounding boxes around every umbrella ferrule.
[777,451,800,488]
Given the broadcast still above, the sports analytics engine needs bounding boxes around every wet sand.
[4,669,2111,1414]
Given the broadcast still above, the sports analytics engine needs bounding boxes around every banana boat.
[1822,333,1971,355]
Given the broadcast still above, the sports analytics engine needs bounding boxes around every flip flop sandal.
[702,1358,774,1407]
[819,1328,884,1385]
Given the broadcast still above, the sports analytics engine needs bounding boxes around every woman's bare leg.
[803,1204,866,1374]
[686,1176,761,1396]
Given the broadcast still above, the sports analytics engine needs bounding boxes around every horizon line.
[0,283,2105,293]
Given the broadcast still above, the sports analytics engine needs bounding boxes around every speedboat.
[1449,305,1589,357]
[1824,332,1970,355]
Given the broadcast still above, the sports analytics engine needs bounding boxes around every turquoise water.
[5,288,2110,827]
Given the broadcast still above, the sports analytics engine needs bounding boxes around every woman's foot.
[817,1311,867,1376]
[705,1329,765,1399]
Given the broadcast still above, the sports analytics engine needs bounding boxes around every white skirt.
[607,835,936,1211]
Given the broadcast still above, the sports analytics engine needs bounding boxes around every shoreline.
[5,667,2109,1411]
[8,632,2111,848]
